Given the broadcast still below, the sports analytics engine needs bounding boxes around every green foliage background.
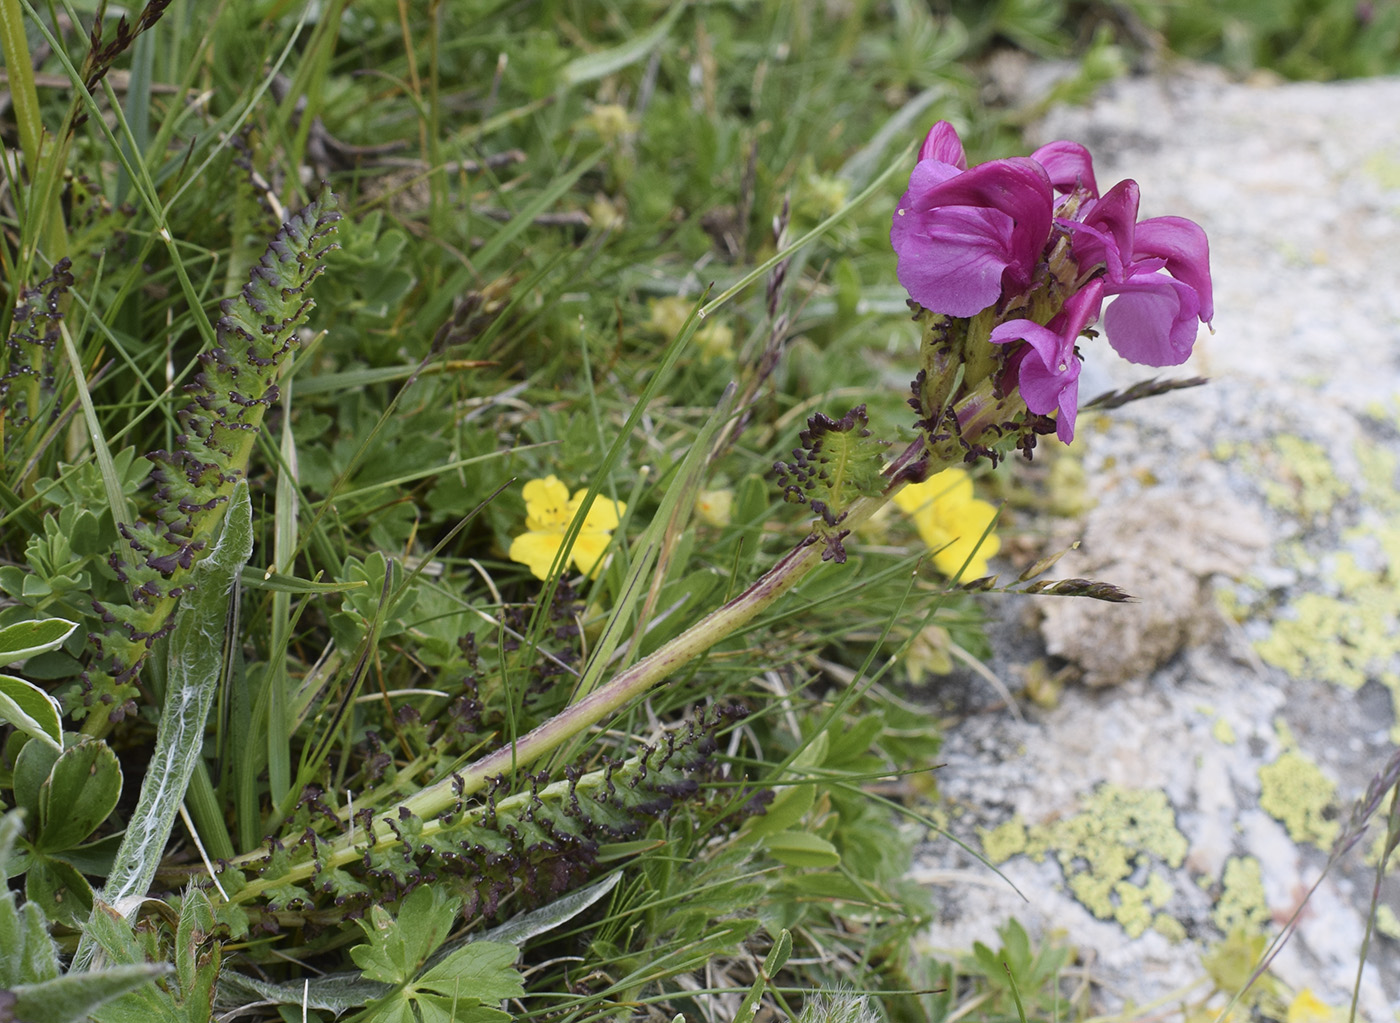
[1,1,1394,1022]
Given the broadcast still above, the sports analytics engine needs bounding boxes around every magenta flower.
[890,120,1215,447]
[1063,180,1213,366]
[1029,140,1098,197]
[891,123,1055,317]
[989,280,1104,444]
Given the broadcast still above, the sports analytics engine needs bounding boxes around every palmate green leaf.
[416,941,523,1002]
[0,672,64,751]
[350,886,461,985]
[414,995,510,1023]
[0,617,78,667]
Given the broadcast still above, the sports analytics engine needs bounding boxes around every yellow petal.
[509,531,565,580]
[926,468,974,507]
[568,531,614,577]
[570,489,624,532]
[522,476,571,531]
[923,496,1000,581]
[1286,989,1338,1023]
[696,488,733,527]
[894,468,972,515]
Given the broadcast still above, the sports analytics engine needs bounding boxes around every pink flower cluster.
[890,121,1212,443]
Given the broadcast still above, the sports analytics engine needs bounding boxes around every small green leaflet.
[0,617,78,668]
[350,886,524,1023]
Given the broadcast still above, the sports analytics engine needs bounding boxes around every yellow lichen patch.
[1259,748,1339,848]
[1258,435,1351,523]
[990,785,1188,938]
[1212,716,1237,745]
[1152,914,1187,942]
[1199,703,1237,744]
[1253,429,1400,740]
[1375,904,1400,940]
[1213,856,1271,934]
[1362,151,1400,190]
[980,816,1028,863]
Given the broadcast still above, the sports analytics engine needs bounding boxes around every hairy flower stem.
[228,443,946,900]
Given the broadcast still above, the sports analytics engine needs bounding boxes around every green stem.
[227,476,900,901]
[225,378,1025,902]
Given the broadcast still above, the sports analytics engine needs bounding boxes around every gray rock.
[917,68,1400,1019]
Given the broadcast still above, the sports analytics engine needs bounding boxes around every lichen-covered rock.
[1036,491,1266,687]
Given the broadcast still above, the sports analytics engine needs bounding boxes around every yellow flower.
[581,103,635,145]
[508,476,626,581]
[1286,989,1341,1023]
[694,321,734,361]
[644,296,692,341]
[696,488,733,527]
[893,468,1000,581]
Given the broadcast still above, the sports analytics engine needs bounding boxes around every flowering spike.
[81,192,341,726]
[890,119,1213,451]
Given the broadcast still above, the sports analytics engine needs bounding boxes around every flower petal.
[571,490,625,532]
[989,309,1085,444]
[917,120,968,168]
[1031,140,1098,196]
[895,469,973,516]
[1070,179,1140,282]
[894,205,1021,317]
[1132,215,1214,324]
[568,532,614,577]
[921,495,1000,581]
[522,476,571,532]
[1102,273,1201,366]
[509,531,565,581]
[892,157,1054,315]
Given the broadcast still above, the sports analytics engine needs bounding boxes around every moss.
[1259,749,1339,848]
[1010,784,1188,937]
[1213,856,1270,934]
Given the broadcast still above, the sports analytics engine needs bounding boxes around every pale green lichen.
[1362,151,1400,190]
[1252,430,1400,741]
[980,816,1027,864]
[1259,435,1350,523]
[1152,913,1187,943]
[1376,904,1400,940]
[1213,856,1270,934]
[983,785,1188,938]
[1259,748,1338,848]
[1212,716,1236,745]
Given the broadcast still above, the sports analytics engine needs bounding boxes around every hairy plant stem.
[226,444,931,901]
[224,363,1032,907]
